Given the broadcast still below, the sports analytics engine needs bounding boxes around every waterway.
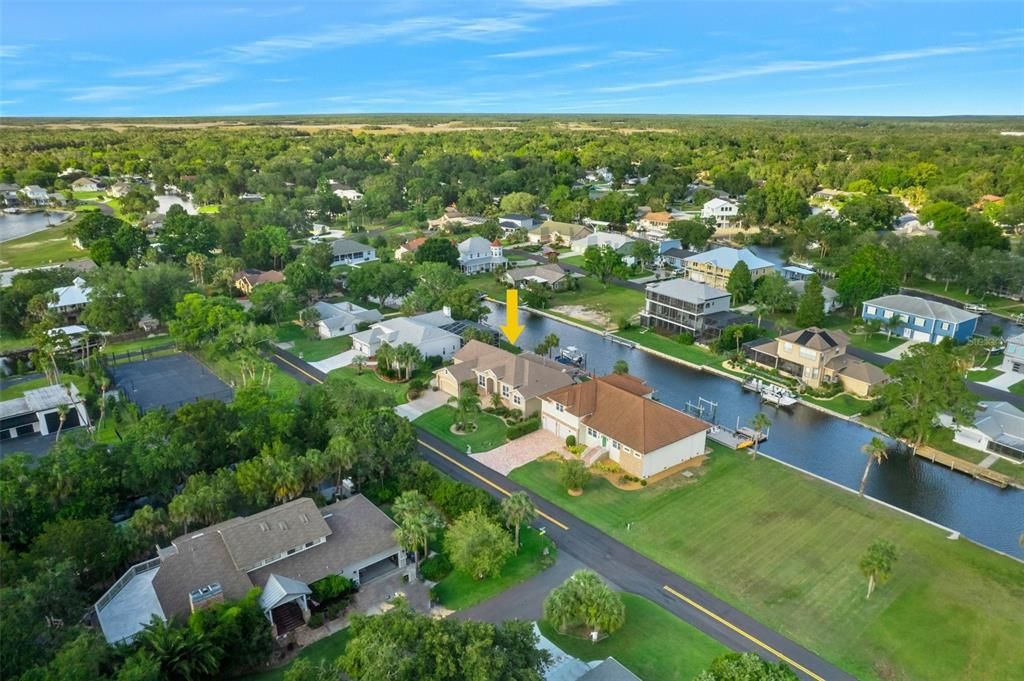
[483,301,1024,558]
[0,211,74,242]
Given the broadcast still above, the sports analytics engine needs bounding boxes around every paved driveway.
[395,389,449,421]
[310,349,360,373]
[472,430,565,475]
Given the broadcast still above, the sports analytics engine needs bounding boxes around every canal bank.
[482,300,1024,558]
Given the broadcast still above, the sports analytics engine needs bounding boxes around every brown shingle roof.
[544,375,709,453]
[219,498,331,571]
[444,340,574,400]
[152,530,256,621]
[826,355,887,385]
[642,211,672,224]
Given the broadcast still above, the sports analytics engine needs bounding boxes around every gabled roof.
[543,375,709,454]
[505,263,568,285]
[529,220,592,240]
[579,658,642,681]
[218,498,330,571]
[778,327,848,351]
[353,317,460,349]
[50,278,91,308]
[826,355,887,385]
[971,401,1024,442]
[684,247,774,271]
[458,236,494,254]
[645,278,729,303]
[863,294,979,325]
[641,211,672,223]
[259,574,312,611]
[703,197,737,210]
[399,236,428,252]
[572,232,635,250]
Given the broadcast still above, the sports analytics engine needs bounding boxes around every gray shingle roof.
[645,278,730,303]
[579,658,642,681]
[219,498,331,571]
[331,239,372,256]
[684,247,774,271]
[863,294,979,324]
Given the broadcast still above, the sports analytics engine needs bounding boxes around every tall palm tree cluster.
[449,380,482,432]
[544,570,626,639]
[374,342,423,381]
[391,490,443,571]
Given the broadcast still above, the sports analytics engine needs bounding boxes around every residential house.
[570,231,634,256]
[233,269,285,296]
[427,206,487,231]
[1,183,20,206]
[311,301,383,339]
[72,177,105,192]
[434,340,574,417]
[108,181,134,198]
[238,192,265,202]
[584,167,613,184]
[788,278,841,313]
[330,239,377,267]
[499,213,533,231]
[527,220,592,245]
[49,276,91,324]
[351,316,461,360]
[635,211,672,238]
[683,247,775,289]
[893,214,938,238]
[457,236,507,274]
[781,265,815,281]
[22,185,50,205]
[701,198,739,228]
[502,263,571,291]
[640,278,733,342]
[93,495,405,644]
[578,658,642,681]
[861,294,979,344]
[0,384,89,442]
[541,373,710,480]
[949,401,1024,463]
[332,187,364,202]
[746,327,887,397]
[656,240,696,270]
[394,236,428,261]
[1000,332,1024,375]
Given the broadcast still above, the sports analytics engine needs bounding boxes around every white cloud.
[598,40,1022,93]
[0,44,29,59]
[68,85,148,102]
[68,73,227,102]
[492,45,588,59]
[7,78,54,91]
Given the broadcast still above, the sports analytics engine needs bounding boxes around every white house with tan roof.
[434,340,575,416]
[541,374,710,480]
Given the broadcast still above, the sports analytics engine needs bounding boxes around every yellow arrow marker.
[500,288,525,344]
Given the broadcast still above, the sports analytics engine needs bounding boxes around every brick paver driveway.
[471,430,565,476]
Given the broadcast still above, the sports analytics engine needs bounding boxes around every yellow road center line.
[661,585,825,681]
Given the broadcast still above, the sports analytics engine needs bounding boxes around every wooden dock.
[708,427,768,450]
[915,445,1011,488]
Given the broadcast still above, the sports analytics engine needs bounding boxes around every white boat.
[760,383,798,408]
[557,346,586,366]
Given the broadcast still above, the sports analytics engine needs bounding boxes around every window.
[501,384,510,397]
[865,305,876,315]
[941,322,950,331]
[477,375,486,387]
[555,403,564,413]
[586,427,597,438]
[513,395,522,405]
[914,316,924,326]
[783,342,793,352]
[633,452,641,459]
[612,440,620,449]
[883,309,893,319]
[799,347,816,360]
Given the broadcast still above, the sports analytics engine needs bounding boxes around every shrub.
[617,314,634,330]
[431,479,501,520]
[675,332,695,345]
[310,575,356,603]
[420,553,453,581]
[308,612,324,628]
[560,458,591,493]
[565,434,576,447]
[507,417,541,439]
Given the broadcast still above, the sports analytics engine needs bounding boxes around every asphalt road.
[268,346,854,681]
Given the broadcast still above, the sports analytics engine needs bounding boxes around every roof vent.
[259,522,270,531]
[300,513,309,524]
[278,521,288,531]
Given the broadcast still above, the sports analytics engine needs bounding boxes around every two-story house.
[330,239,377,267]
[49,276,92,324]
[498,213,533,236]
[683,247,775,289]
[861,294,979,344]
[640,278,732,342]
[635,211,673,239]
[701,198,739,227]
[457,236,507,274]
[540,373,710,480]
[746,327,888,396]
[434,341,574,417]
[1001,332,1024,376]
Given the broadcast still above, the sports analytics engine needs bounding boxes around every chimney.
[442,305,452,318]
[189,583,224,613]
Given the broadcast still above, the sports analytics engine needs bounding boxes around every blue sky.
[2,1,1022,117]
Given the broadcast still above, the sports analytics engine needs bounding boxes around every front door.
[601,435,607,447]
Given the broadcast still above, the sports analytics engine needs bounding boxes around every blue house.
[861,294,979,344]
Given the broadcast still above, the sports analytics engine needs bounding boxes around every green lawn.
[801,393,876,417]
[1009,378,1024,396]
[559,254,586,267]
[329,366,420,404]
[0,374,87,401]
[0,335,33,353]
[904,279,1024,317]
[843,331,906,354]
[100,335,174,355]
[0,224,80,269]
[72,191,105,200]
[509,445,1024,681]
[242,628,351,681]
[614,327,724,367]
[432,528,556,610]
[539,594,727,681]
[199,348,306,400]
[273,324,354,362]
[197,205,221,214]
[989,458,1024,485]
[549,278,645,328]
[413,405,508,452]
[966,367,1003,382]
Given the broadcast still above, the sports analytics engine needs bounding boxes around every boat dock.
[604,333,636,349]
[708,426,768,450]
[915,446,1011,488]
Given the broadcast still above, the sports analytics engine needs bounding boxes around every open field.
[614,327,724,366]
[432,528,555,610]
[510,444,1024,681]
[329,366,430,404]
[801,393,876,417]
[549,278,644,327]
[274,323,353,361]
[539,594,728,681]
[414,406,508,452]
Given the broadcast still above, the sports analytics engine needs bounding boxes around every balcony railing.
[95,557,161,614]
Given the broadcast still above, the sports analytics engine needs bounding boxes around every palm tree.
[392,491,442,571]
[859,539,898,599]
[449,380,481,432]
[754,304,771,329]
[859,437,889,496]
[54,404,69,442]
[324,435,357,494]
[270,458,303,503]
[395,342,422,381]
[375,343,397,378]
[96,376,111,438]
[749,412,771,460]
[733,327,744,355]
[139,618,221,681]
[351,354,367,375]
[501,492,536,554]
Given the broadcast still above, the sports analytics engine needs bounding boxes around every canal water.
[483,302,1024,558]
[0,211,74,242]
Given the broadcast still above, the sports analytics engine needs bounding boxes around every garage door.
[44,409,80,433]
[912,330,931,342]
